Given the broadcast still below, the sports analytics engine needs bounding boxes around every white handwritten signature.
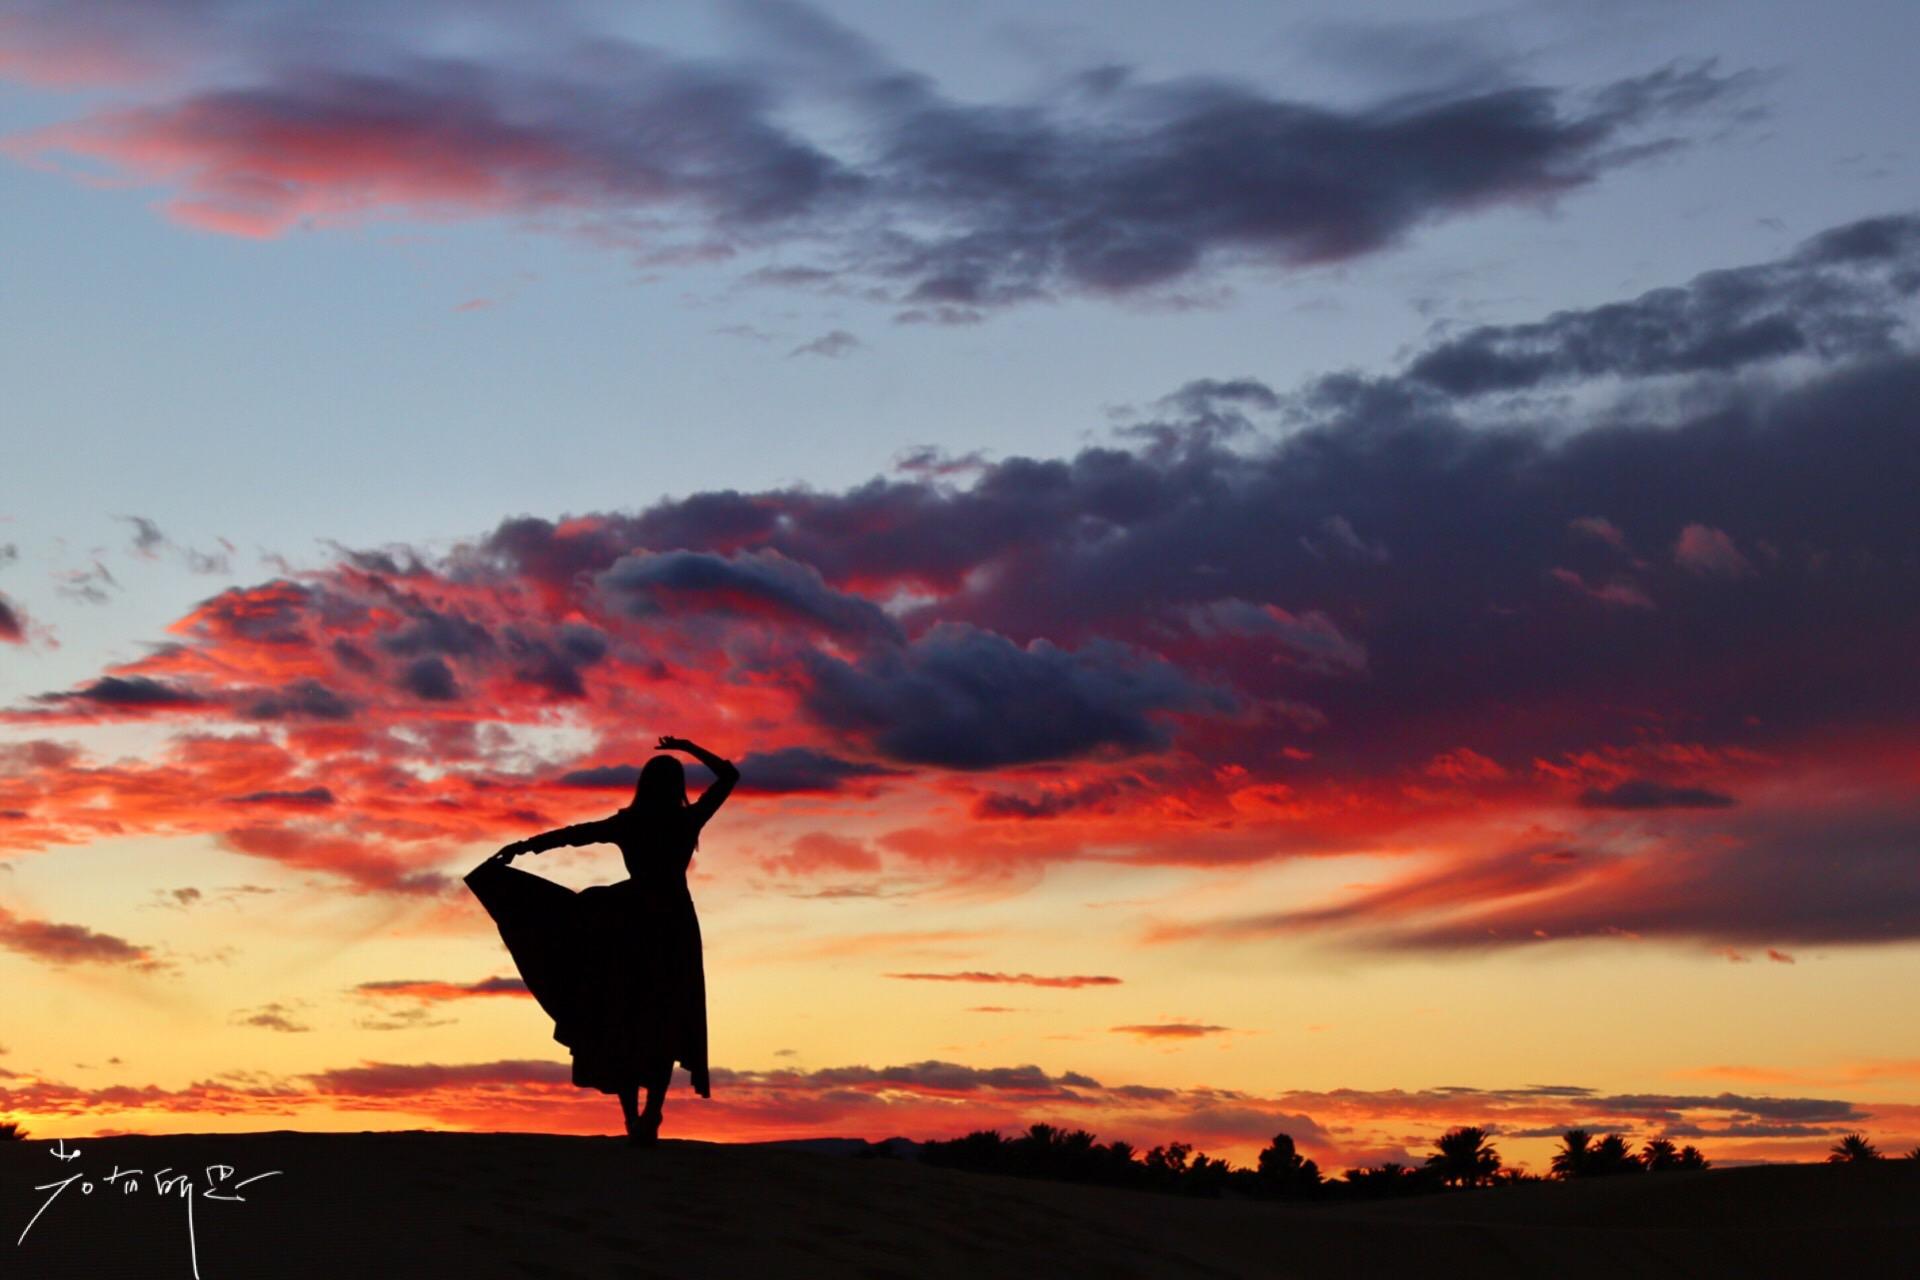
[16,1137,283,1279]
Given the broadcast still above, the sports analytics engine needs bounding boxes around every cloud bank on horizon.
[2,209,1916,960]
[0,0,1765,314]
[5,1049,1912,1169]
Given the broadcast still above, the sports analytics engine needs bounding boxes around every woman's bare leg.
[617,1083,641,1130]
[641,1057,673,1121]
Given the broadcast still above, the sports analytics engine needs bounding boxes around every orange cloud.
[886,972,1123,989]
[1111,1023,1230,1040]
[351,978,530,1002]
[0,905,158,970]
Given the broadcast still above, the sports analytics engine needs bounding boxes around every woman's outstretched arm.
[658,735,740,827]
[487,816,618,866]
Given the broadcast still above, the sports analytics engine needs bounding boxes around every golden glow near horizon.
[7,825,1919,1171]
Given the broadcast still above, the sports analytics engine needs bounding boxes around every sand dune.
[3,1131,1914,1278]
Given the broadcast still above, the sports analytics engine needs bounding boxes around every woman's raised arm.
[658,735,739,827]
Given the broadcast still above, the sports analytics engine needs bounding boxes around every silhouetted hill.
[3,1131,1914,1278]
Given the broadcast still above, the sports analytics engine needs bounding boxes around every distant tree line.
[920,1123,1757,1201]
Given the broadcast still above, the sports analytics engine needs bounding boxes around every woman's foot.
[626,1111,661,1147]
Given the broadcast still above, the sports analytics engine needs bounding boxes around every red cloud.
[886,972,1123,989]
[21,90,590,238]
[761,832,881,877]
[1673,524,1757,578]
[1111,1024,1231,1040]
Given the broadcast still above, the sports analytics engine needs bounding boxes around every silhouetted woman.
[465,735,739,1145]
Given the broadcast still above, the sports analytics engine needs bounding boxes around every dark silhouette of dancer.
[465,735,739,1145]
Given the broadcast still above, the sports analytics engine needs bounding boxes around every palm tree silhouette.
[1641,1137,1680,1171]
[1588,1133,1642,1175]
[1549,1129,1593,1179]
[1906,1145,1920,1161]
[1426,1126,1501,1188]
[0,1120,26,1141]
[1256,1132,1322,1194]
[1828,1133,1881,1162]
[1675,1144,1710,1171]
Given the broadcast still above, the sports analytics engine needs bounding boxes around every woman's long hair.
[629,754,697,847]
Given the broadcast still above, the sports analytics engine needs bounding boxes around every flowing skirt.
[465,860,710,1097]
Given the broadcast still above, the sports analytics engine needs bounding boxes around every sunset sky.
[2,0,1918,1173]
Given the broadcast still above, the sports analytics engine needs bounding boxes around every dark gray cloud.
[52,561,118,604]
[399,656,459,701]
[597,548,902,643]
[1579,780,1736,811]
[731,746,904,793]
[1182,598,1367,673]
[1411,806,1920,949]
[799,622,1236,768]
[241,679,354,721]
[972,777,1144,821]
[225,786,336,808]
[1402,213,1920,396]
[1182,802,1920,951]
[1581,1091,1862,1124]
[375,604,494,659]
[0,592,24,643]
[105,514,232,575]
[117,514,166,556]
[49,675,209,709]
[789,329,860,358]
[501,622,608,700]
[555,764,642,790]
[848,60,1755,308]
[8,3,1761,312]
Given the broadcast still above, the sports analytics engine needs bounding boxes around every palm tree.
[1145,1141,1192,1180]
[1257,1132,1322,1194]
[1906,1145,1920,1161]
[1828,1133,1881,1163]
[1641,1138,1680,1172]
[1550,1129,1593,1179]
[1426,1126,1501,1188]
[0,1120,26,1141]
[1675,1145,1710,1170]
[1588,1133,1643,1175]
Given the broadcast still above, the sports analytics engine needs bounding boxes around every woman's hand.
[490,840,532,865]
[656,734,692,752]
